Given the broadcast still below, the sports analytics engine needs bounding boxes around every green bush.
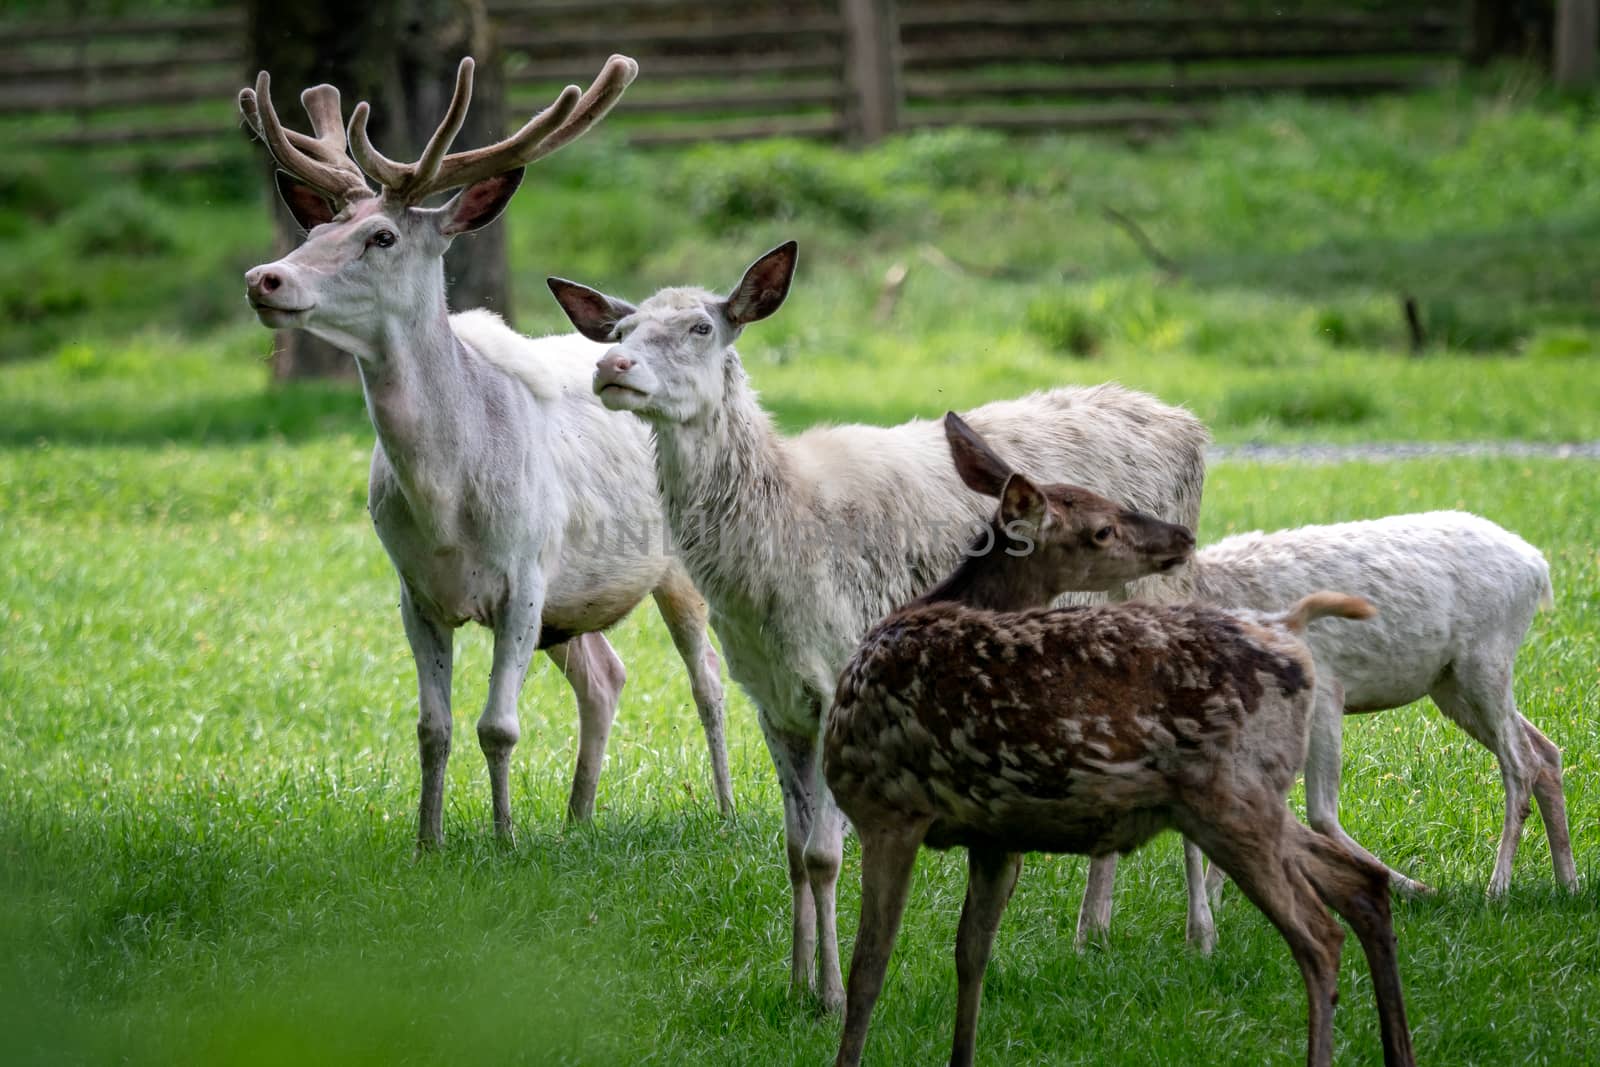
[1219,380,1382,428]
[51,340,153,381]
[1415,297,1528,352]
[0,154,94,223]
[139,153,262,206]
[1313,303,1401,351]
[1082,278,1188,352]
[1522,325,1598,360]
[1024,295,1101,357]
[875,127,1019,191]
[62,188,183,258]
[667,140,883,232]
[1,275,89,325]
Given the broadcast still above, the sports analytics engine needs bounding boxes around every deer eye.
[690,321,713,336]
[1094,526,1115,544]
[370,230,396,249]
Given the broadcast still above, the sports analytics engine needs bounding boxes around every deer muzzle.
[244,262,316,320]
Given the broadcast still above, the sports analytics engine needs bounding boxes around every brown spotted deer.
[238,56,736,847]
[824,413,1415,1067]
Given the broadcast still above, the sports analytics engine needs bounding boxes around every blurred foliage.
[1025,295,1103,358]
[1523,325,1600,360]
[1219,379,1384,428]
[0,150,269,360]
[61,187,184,258]
[666,139,885,232]
[2,68,1598,445]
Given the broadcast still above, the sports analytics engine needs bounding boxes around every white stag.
[238,56,734,846]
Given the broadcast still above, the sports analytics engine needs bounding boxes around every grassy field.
[2,78,1599,1065]
[4,448,1597,1065]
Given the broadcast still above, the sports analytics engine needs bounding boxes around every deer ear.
[547,277,637,343]
[438,169,525,237]
[724,240,797,327]
[275,171,338,232]
[998,472,1049,531]
[944,411,1015,497]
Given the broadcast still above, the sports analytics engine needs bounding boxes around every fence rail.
[0,2,1465,156]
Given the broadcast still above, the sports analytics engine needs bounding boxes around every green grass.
[4,443,1598,1065]
[6,321,1597,451]
[4,77,1600,1064]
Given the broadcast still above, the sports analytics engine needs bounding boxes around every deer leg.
[478,572,545,843]
[1181,805,1345,1067]
[805,775,850,1013]
[1432,667,1534,897]
[400,585,453,851]
[762,716,822,1000]
[548,632,626,823]
[834,820,928,1067]
[1183,838,1216,953]
[653,576,735,816]
[1488,726,1536,899]
[1075,853,1117,949]
[1074,841,1213,954]
[1520,717,1578,892]
[1294,823,1417,1067]
[1305,680,1430,895]
[951,847,1023,1067]
[1204,857,1227,910]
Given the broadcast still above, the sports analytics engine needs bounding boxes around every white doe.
[825,414,1414,1067]
[1183,512,1573,899]
[238,56,734,847]
[524,242,1210,1010]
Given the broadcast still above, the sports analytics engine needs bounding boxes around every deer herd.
[239,55,1577,1067]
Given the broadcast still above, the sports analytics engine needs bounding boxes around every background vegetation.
[5,76,1600,441]
[2,71,1597,1065]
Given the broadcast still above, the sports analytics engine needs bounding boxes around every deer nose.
[245,266,283,302]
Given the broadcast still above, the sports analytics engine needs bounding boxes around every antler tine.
[346,100,412,193]
[242,86,333,161]
[239,70,370,204]
[411,57,476,190]
[421,84,582,194]
[346,57,475,202]
[516,54,639,165]
[298,84,352,164]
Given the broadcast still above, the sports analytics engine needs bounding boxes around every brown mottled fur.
[823,417,1413,1067]
[831,604,1312,854]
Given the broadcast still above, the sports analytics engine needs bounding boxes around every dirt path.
[1208,441,1600,464]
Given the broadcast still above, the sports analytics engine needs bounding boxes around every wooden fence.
[0,1,1466,157]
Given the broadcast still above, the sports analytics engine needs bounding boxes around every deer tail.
[1277,591,1378,634]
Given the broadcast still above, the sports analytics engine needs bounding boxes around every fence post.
[1555,0,1598,86]
[842,0,901,143]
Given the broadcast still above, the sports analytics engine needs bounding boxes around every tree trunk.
[1555,0,1599,85]
[842,0,902,144]
[245,0,512,381]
